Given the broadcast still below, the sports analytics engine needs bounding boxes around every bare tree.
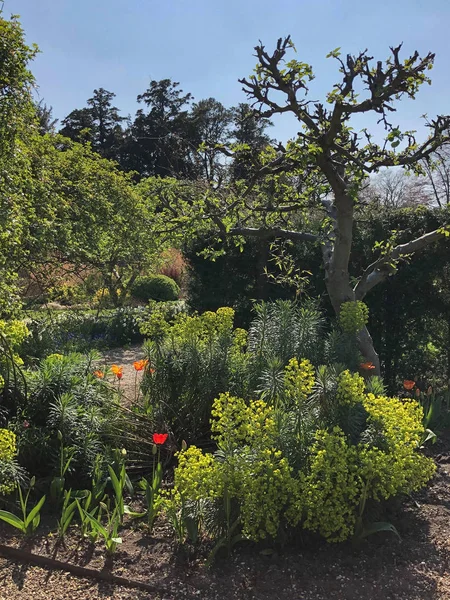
[363,169,431,208]
[422,145,450,207]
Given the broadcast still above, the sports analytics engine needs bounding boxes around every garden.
[1,8,450,600]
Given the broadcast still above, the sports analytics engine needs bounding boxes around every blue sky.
[9,0,450,142]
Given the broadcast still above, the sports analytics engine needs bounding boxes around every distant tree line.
[37,83,273,181]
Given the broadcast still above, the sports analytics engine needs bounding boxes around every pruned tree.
[148,38,450,372]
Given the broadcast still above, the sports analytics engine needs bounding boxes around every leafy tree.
[149,38,450,372]
[28,136,162,305]
[0,11,39,315]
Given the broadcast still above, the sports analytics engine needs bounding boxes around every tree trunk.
[324,190,381,374]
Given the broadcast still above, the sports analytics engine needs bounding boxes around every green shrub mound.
[131,275,180,303]
[168,373,435,544]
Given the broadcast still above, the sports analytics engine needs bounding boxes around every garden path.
[98,344,146,406]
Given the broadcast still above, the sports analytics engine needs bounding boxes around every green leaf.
[360,521,401,540]
[82,510,108,538]
[25,495,46,529]
[0,510,25,531]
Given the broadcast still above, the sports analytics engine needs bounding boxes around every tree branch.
[354,227,447,299]
[228,226,318,243]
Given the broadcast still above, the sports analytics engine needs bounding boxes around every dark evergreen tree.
[59,89,124,160]
[59,107,95,144]
[230,103,273,180]
[127,79,194,178]
[189,98,232,182]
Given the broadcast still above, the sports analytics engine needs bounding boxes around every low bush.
[21,308,144,359]
[131,275,180,303]
[139,300,362,442]
[0,429,25,495]
[141,306,246,441]
[168,368,435,546]
[14,352,123,481]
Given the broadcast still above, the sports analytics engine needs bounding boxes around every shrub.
[15,352,124,481]
[141,307,244,441]
[339,301,369,334]
[138,300,362,443]
[158,248,186,287]
[169,369,435,546]
[131,275,179,303]
[21,308,144,359]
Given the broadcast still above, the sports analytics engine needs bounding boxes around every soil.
[0,431,449,600]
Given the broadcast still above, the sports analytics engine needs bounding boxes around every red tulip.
[153,433,168,445]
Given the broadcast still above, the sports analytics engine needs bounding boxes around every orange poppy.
[111,364,123,380]
[133,359,149,372]
[360,362,375,371]
[93,370,104,379]
[403,380,415,390]
[149,368,155,375]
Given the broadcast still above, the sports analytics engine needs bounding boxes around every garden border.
[0,542,171,596]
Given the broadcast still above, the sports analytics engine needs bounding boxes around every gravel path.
[97,344,146,406]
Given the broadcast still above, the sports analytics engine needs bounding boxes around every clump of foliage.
[22,308,144,359]
[0,429,24,495]
[141,306,245,441]
[339,301,369,334]
[168,369,435,548]
[14,352,123,482]
[139,300,362,442]
[131,275,180,303]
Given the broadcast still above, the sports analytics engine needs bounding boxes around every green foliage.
[14,352,123,482]
[170,365,435,548]
[0,12,39,316]
[125,461,164,531]
[0,429,24,496]
[0,477,46,535]
[22,308,144,358]
[141,306,241,441]
[339,301,369,334]
[139,300,361,442]
[131,274,180,303]
[79,503,123,555]
[56,489,78,538]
